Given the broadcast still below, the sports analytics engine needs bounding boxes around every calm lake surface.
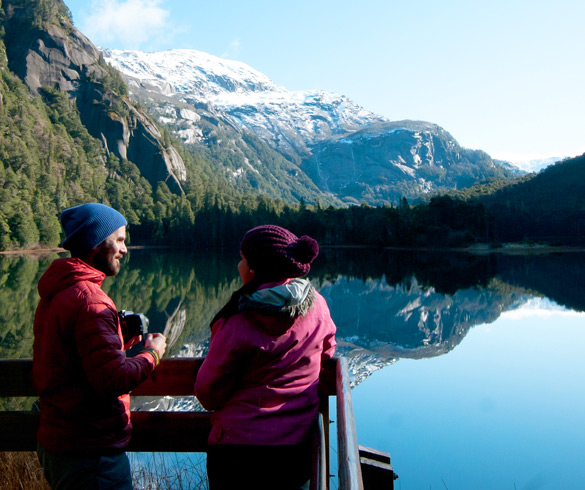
[1,248,584,489]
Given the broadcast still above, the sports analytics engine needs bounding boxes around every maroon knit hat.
[240,225,319,280]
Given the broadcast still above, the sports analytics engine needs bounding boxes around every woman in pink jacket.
[195,225,337,490]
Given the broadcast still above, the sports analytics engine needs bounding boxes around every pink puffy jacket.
[195,279,337,446]
[33,258,155,453]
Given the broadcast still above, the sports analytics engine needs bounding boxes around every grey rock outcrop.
[3,1,186,193]
[304,121,512,204]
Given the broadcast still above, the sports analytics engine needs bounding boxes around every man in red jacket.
[33,203,167,490]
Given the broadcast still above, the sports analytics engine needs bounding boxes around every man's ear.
[79,244,100,269]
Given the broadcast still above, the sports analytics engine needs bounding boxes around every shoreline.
[0,244,187,256]
[0,247,66,256]
[2,243,585,256]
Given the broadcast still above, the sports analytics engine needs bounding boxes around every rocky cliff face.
[304,121,512,204]
[118,71,341,205]
[102,48,387,163]
[2,0,186,193]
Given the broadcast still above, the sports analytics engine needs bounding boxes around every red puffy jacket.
[33,258,155,453]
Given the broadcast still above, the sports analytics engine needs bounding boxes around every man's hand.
[144,333,167,358]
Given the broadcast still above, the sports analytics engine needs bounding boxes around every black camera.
[119,310,149,343]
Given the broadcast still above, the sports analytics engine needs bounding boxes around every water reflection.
[318,275,528,384]
[4,249,583,489]
[353,302,585,490]
[1,248,584,362]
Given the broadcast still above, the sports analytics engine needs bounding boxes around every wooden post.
[336,357,364,490]
[359,446,397,490]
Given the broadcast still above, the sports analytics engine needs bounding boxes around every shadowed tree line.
[3,248,585,363]
[1,0,584,252]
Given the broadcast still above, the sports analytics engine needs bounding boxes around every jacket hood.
[238,278,316,335]
[38,258,105,300]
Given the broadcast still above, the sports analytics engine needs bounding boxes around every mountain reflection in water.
[311,249,585,384]
[1,248,584,366]
[3,248,584,489]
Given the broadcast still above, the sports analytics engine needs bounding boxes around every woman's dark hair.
[209,277,262,328]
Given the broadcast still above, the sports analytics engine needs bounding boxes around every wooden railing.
[0,357,396,489]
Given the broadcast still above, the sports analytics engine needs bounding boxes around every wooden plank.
[0,359,36,397]
[0,357,205,397]
[359,445,391,465]
[319,358,338,396]
[131,358,202,396]
[128,411,211,452]
[0,412,39,451]
[319,394,331,490]
[309,413,328,490]
[336,357,364,490]
[359,446,397,489]
[359,457,396,490]
[0,411,211,452]
[0,358,338,397]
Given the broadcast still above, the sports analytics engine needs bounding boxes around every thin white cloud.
[221,37,242,60]
[80,0,171,49]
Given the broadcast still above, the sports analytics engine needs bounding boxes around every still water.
[1,248,584,489]
[354,302,585,490]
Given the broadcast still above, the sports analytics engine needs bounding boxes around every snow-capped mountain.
[102,48,519,204]
[512,156,564,173]
[102,48,387,159]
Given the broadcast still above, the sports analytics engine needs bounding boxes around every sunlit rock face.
[303,121,513,204]
[3,2,186,193]
[101,48,387,160]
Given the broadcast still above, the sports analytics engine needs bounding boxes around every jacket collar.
[38,257,105,300]
[239,278,315,318]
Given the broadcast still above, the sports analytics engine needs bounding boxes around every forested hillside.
[480,154,585,244]
[0,0,277,250]
[1,0,582,252]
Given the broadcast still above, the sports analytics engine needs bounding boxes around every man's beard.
[94,253,121,276]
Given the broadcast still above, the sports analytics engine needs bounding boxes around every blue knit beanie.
[60,203,127,254]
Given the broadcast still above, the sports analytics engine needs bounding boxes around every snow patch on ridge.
[101,48,388,154]
[395,163,416,178]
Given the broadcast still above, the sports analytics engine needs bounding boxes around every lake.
[1,248,584,489]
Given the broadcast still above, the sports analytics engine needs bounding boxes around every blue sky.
[63,0,585,164]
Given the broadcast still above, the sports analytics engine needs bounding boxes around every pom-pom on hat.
[60,203,127,255]
[240,225,319,280]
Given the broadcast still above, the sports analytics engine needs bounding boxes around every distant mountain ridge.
[512,157,563,172]
[1,0,583,252]
[102,48,519,204]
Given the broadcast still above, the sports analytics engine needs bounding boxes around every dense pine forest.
[1,0,584,252]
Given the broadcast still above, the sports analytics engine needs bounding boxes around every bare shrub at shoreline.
[130,452,208,490]
[1,451,209,489]
[0,452,50,490]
